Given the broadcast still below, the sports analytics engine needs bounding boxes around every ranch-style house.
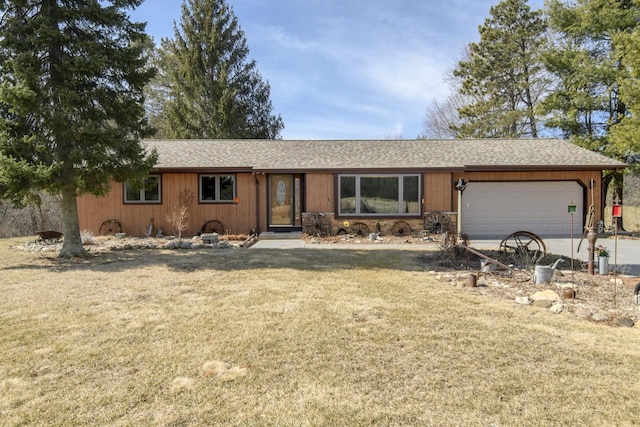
[76,138,627,239]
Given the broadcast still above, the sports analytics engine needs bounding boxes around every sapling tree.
[167,190,194,241]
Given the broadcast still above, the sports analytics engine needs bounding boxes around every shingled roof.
[142,139,626,172]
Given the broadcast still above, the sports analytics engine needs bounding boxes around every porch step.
[259,232,303,240]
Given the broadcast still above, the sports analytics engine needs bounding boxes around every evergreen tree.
[154,0,284,139]
[611,27,640,158]
[0,0,157,258]
[453,0,548,138]
[541,0,640,221]
[611,27,640,159]
[541,0,638,152]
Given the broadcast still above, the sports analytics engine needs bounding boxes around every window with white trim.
[339,174,420,215]
[199,174,235,203]
[124,175,161,203]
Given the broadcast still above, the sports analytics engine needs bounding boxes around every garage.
[461,181,584,238]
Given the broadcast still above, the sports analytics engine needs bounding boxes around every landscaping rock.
[550,303,564,314]
[617,317,635,327]
[164,240,195,250]
[574,306,593,319]
[530,290,561,302]
[515,296,531,305]
[532,300,553,308]
[200,233,219,244]
[592,311,611,322]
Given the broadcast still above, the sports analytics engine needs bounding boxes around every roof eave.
[463,164,627,172]
[152,166,255,173]
[251,166,467,173]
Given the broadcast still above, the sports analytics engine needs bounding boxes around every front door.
[269,174,302,229]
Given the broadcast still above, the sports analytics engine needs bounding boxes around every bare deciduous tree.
[420,92,471,139]
[166,190,194,241]
[0,194,63,238]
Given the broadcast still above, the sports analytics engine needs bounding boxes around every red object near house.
[612,205,622,218]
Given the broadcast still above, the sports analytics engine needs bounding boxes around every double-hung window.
[339,174,420,216]
[199,174,235,203]
[124,175,161,204]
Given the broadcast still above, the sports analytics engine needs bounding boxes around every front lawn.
[1,238,638,426]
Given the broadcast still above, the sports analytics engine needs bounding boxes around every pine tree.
[154,0,284,139]
[453,0,548,138]
[611,29,640,157]
[541,0,638,151]
[0,0,157,258]
[541,0,640,224]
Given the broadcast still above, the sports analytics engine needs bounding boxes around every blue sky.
[130,0,545,140]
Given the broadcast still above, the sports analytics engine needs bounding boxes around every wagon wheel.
[390,220,412,236]
[500,231,546,265]
[99,219,122,236]
[200,219,224,235]
[423,211,454,234]
[303,213,330,237]
[349,222,370,237]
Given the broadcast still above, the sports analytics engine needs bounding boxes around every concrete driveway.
[472,236,640,277]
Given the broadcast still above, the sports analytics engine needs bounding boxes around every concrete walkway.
[251,236,640,276]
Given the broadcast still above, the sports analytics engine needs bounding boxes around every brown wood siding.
[77,172,259,237]
[305,173,334,213]
[423,172,453,212]
[77,169,605,237]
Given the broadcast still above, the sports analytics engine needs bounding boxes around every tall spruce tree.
[453,0,548,138]
[541,0,640,222]
[611,28,640,159]
[0,0,157,258]
[154,0,284,139]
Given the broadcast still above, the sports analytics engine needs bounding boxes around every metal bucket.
[533,265,554,284]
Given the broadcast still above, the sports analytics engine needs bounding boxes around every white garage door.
[461,181,584,238]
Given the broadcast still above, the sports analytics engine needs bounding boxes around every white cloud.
[136,0,546,139]
[358,49,450,103]
[261,25,320,52]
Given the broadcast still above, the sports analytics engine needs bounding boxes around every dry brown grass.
[1,237,639,426]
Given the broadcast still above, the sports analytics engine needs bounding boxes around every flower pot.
[598,256,609,275]
[563,288,576,299]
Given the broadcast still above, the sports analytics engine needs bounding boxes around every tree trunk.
[612,172,625,232]
[58,184,89,259]
[602,171,625,232]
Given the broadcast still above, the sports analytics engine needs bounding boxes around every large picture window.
[338,174,420,216]
[199,174,235,203]
[124,175,161,204]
